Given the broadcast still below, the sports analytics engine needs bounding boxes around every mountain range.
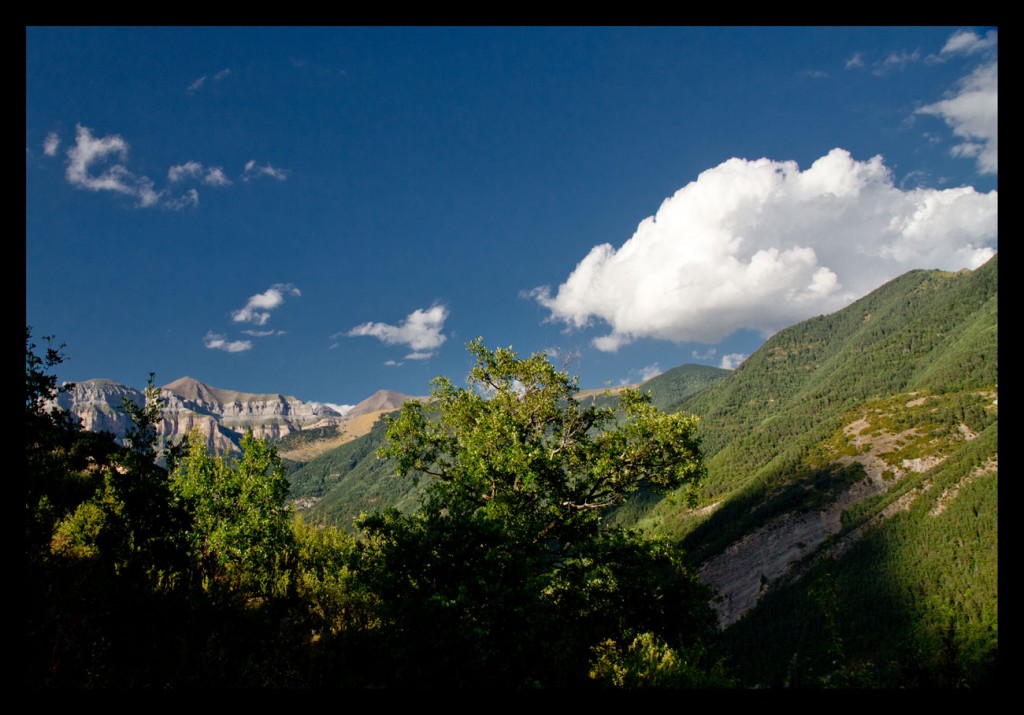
[54,376,427,458]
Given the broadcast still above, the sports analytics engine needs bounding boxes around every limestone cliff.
[56,377,346,453]
[54,377,421,456]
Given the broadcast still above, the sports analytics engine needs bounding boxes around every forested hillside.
[637,256,998,686]
[287,417,429,527]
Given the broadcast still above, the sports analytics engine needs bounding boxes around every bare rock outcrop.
[52,377,426,457]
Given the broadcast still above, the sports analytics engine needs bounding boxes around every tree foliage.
[379,338,704,544]
[171,430,294,597]
[355,339,717,687]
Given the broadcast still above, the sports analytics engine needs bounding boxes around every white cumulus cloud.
[43,132,60,156]
[720,353,748,370]
[168,161,203,182]
[323,402,353,416]
[347,304,448,358]
[204,167,232,186]
[65,124,143,199]
[638,364,663,382]
[204,331,252,353]
[64,124,195,209]
[231,283,301,325]
[533,148,997,352]
[941,29,997,56]
[918,61,998,174]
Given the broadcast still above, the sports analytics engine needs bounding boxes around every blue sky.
[26,27,998,408]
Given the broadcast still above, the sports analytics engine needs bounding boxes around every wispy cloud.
[231,284,301,325]
[798,69,828,79]
[874,49,921,75]
[618,363,663,386]
[533,148,996,352]
[168,161,203,182]
[917,60,998,174]
[692,348,717,361]
[204,331,252,353]
[43,132,60,157]
[243,160,289,181]
[720,353,748,370]
[940,29,997,57]
[347,304,448,358]
[188,68,231,93]
[242,328,286,337]
[60,124,280,209]
[164,189,199,210]
[169,161,232,187]
[844,52,864,70]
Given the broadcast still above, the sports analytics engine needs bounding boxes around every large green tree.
[353,339,718,687]
[380,338,705,541]
[171,430,294,598]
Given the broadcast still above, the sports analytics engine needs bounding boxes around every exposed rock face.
[53,379,146,437]
[697,395,992,630]
[54,377,424,456]
[160,377,346,447]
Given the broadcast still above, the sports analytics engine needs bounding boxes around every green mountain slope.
[639,255,997,686]
[287,416,428,529]
[640,363,731,411]
[647,256,997,537]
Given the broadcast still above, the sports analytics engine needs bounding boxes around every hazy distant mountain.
[345,389,429,419]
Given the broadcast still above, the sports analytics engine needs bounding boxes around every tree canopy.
[379,338,705,542]
[354,339,718,687]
